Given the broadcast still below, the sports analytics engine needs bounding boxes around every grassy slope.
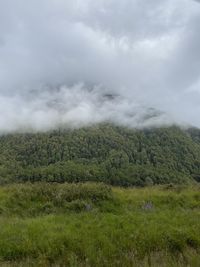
[0,183,200,266]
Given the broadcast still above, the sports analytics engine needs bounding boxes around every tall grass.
[0,183,200,266]
[0,182,112,216]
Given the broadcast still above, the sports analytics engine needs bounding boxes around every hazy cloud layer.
[0,0,200,132]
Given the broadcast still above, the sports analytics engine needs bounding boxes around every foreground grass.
[0,183,200,266]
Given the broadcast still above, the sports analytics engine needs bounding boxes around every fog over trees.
[0,0,200,131]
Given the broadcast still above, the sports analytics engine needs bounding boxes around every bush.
[2,182,112,216]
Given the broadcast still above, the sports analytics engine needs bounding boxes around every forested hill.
[0,124,200,186]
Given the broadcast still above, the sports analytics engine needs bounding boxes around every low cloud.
[0,0,200,132]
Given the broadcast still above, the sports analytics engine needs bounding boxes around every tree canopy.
[0,124,200,186]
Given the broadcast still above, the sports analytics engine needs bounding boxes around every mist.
[0,0,200,132]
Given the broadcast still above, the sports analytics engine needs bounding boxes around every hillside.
[0,124,200,186]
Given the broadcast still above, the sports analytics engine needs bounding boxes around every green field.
[0,182,200,266]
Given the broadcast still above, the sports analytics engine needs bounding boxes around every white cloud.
[0,0,200,132]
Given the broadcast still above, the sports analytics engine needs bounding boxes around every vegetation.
[0,124,200,186]
[0,183,199,266]
[0,124,199,266]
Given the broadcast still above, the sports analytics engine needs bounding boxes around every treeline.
[0,124,200,186]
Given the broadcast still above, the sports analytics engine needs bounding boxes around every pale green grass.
[0,183,199,266]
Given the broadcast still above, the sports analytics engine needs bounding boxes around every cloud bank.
[0,0,200,132]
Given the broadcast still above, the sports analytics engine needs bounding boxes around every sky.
[0,0,200,132]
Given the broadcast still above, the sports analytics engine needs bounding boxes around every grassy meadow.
[0,183,200,266]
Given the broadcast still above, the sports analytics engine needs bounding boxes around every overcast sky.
[0,0,200,132]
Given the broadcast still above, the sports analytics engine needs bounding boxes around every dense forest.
[0,124,200,186]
